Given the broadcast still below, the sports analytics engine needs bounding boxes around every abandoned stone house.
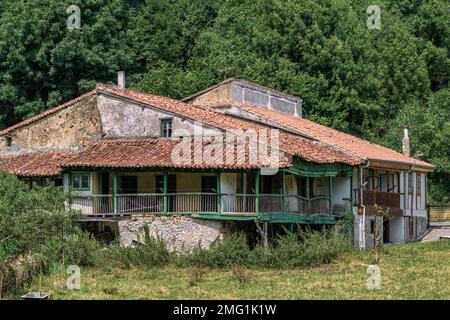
[0,77,435,250]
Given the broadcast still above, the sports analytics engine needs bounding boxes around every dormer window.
[160,118,172,137]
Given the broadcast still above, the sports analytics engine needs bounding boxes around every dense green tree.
[0,0,134,127]
[0,0,448,202]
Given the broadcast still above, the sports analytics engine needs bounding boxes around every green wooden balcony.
[69,192,334,219]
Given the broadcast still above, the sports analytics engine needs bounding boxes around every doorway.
[383,218,390,243]
[156,174,176,212]
[201,176,218,212]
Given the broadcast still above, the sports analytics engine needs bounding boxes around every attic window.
[5,137,12,147]
[160,118,173,138]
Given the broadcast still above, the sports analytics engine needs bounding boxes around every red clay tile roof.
[97,85,360,165]
[0,151,78,177]
[234,103,435,170]
[0,83,372,168]
[0,90,97,136]
[62,138,293,170]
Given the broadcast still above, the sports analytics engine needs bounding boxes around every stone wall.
[117,215,226,252]
[4,95,102,152]
[97,93,221,138]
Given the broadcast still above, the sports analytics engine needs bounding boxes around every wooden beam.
[282,171,286,213]
[113,172,118,214]
[329,176,333,215]
[163,172,168,214]
[306,176,310,214]
[216,172,221,214]
[255,170,260,215]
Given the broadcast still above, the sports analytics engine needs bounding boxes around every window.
[408,172,413,194]
[160,118,172,137]
[72,173,90,191]
[416,174,422,196]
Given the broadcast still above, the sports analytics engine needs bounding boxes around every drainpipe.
[359,161,370,250]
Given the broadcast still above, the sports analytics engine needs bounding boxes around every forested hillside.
[0,0,448,202]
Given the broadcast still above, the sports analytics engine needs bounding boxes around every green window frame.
[71,173,91,191]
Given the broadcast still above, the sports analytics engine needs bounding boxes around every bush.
[41,231,99,267]
[0,172,80,262]
[99,231,171,269]
[0,252,47,298]
[178,234,251,268]
[177,228,352,269]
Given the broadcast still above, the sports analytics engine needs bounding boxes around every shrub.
[99,234,171,269]
[177,229,352,269]
[0,252,47,298]
[232,265,251,284]
[41,231,99,267]
[179,233,251,268]
[188,267,206,286]
[0,172,80,261]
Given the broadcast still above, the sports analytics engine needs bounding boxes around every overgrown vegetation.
[22,240,450,299]
[0,173,96,297]
[97,228,352,270]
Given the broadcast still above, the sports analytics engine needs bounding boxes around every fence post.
[113,172,118,214]
[282,171,286,214]
[255,170,260,216]
[163,172,168,214]
[329,176,333,215]
[306,176,310,214]
[216,172,221,214]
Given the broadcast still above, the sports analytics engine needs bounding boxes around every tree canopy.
[0,0,448,203]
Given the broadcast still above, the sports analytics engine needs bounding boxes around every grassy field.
[22,240,450,300]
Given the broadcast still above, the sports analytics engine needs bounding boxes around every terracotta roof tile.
[97,85,360,165]
[0,84,362,168]
[0,151,78,177]
[62,137,293,170]
[235,103,435,169]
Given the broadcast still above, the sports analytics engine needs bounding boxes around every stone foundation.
[117,215,226,252]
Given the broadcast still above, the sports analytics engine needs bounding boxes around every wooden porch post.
[216,172,221,214]
[282,171,286,213]
[350,175,353,209]
[329,176,333,215]
[255,170,260,215]
[263,221,269,249]
[68,173,73,191]
[113,172,118,214]
[163,172,168,214]
[306,176,310,214]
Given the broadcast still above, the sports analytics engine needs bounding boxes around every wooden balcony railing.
[70,193,333,217]
[354,190,401,208]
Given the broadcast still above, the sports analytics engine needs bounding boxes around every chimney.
[402,128,410,157]
[118,71,125,89]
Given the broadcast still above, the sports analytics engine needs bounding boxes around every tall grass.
[172,228,352,269]
[97,228,171,269]
[90,226,352,272]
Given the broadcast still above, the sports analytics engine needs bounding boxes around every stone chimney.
[118,71,125,89]
[402,128,410,157]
